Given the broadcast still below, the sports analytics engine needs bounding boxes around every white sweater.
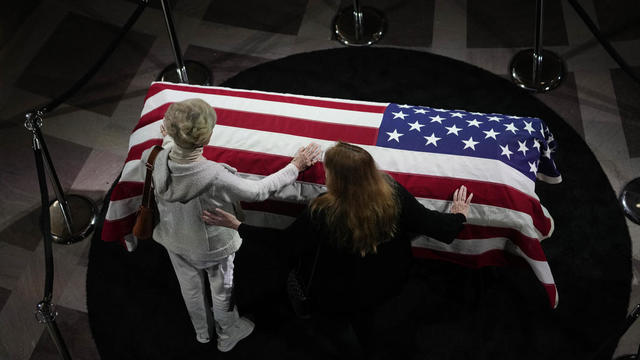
[140,145,299,262]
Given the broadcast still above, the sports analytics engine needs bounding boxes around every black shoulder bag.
[286,243,321,319]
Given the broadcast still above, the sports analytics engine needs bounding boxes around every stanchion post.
[156,0,211,85]
[333,0,386,46]
[24,113,97,245]
[509,0,564,92]
[29,121,73,360]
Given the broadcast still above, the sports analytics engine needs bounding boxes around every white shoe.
[216,317,255,352]
[196,333,210,344]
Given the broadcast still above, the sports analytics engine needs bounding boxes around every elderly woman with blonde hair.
[140,98,320,352]
[203,141,473,357]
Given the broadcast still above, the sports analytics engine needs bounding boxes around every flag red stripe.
[134,106,380,144]
[126,139,163,163]
[102,213,137,243]
[118,145,551,235]
[144,83,389,114]
[110,181,143,202]
[133,104,171,132]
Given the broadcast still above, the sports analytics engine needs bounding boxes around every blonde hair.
[164,98,217,149]
[311,142,399,256]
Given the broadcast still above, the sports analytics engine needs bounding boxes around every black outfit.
[235,180,466,359]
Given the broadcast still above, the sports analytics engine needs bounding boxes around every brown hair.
[311,142,399,256]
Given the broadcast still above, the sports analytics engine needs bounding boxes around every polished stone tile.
[610,67,640,158]
[203,0,309,35]
[15,12,156,116]
[297,0,340,39]
[0,237,90,360]
[432,0,467,49]
[29,305,100,360]
[574,70,629,161]
[184,45,271,86]
[70,149,125,198]
[467,0,569,48]
[534,72,584,139]
[0,0,43,50]
[0,208,43,252]
[0,125,92,232]
[593,0,640,41]
[0,286,10,313]
[337,0,435,47]
[58,260,90,313]
[0,242,33,291]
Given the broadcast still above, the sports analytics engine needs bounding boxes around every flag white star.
[424,133,442,147]
[542,147,552,159]
[398,104,412,108]
[540,124,545,137]
[487,116,502,122]
[450,112,465,118]
[529,161,539,174]
[429,115,445,123]
[413,108,428,114]
[507,115,522,119]
[483,128,500,140]
[386,129,404,142]
[470,112,484,115]
[500,144,513,160]
[445,124,462,136]
[462,137,479,150]
[392,111,408,120]
[408,120,425,132]
[517,140,529,156]
[532,139,541,151]
[466,119,483,127]
[434,108,448,112]
[504,122,519,134]
[523,121,535,134]
[548,133,555,142]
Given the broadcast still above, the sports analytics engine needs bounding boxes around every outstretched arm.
[397,183,472,244]
[214,143,322,202]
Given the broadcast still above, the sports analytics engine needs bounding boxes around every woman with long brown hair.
[202,141,472,358]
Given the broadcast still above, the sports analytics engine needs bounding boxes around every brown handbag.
[132,146,162,240]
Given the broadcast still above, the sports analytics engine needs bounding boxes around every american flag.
[103,82,561,308]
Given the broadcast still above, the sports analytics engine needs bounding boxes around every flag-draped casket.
[103,82,562,308]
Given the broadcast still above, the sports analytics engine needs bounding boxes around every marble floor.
[1,0,640,359]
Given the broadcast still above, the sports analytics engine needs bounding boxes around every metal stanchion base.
[49,194,96,244]
[509,49,564,92]
[157,60,212,85]
[333,6,386,47]
[620,178,640,225]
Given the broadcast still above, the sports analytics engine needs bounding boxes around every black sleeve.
[237,207,315,260]
[396,181,466,244]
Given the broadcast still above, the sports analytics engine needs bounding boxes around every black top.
[237,181,466,314]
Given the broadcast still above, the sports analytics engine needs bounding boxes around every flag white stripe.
[142,90,386,128]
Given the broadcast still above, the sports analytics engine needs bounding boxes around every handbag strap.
[303,242,321,294]
[141,146,163,208]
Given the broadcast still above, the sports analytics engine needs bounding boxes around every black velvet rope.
[34,0,149,116]
[567,0,640,86]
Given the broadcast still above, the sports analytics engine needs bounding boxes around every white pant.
[167,250,238,339]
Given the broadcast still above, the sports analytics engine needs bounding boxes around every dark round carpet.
[87,47,632,360]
